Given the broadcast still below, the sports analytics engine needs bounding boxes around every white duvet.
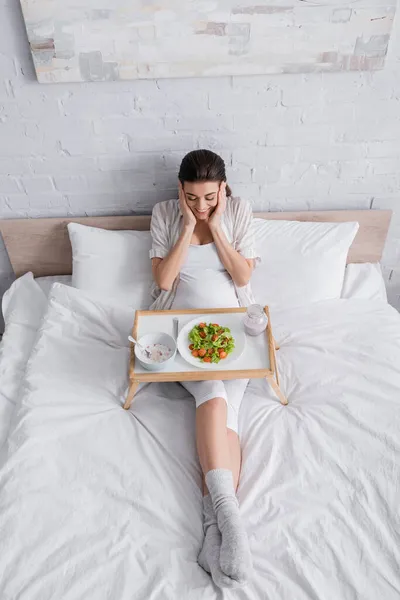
[1,283,400,600]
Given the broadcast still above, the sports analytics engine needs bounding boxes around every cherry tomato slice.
[212,334,219,342]
[203,356,211,363]
[189,344,194,351]
[219,351,227,359]
[198,323,206,328]
[198,348,206,357]
[192,350,199,357]
[199,331,206,339]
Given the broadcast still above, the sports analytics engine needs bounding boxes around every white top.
[149,196,260,310]
[171,243,240,310]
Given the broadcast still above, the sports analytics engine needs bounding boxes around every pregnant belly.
[172,271,239,310]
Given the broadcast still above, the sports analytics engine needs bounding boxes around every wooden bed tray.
[124,306,286,410]
[0,209,392,278]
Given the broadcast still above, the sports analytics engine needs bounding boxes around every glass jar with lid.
[243,304,268,336]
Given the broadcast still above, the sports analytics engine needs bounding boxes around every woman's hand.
[209,182,227,231]
[179,181,196,231]
[153,184,195,291]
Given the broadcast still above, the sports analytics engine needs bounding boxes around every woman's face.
[183,181,220,221]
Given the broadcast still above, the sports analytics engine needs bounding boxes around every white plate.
[177,316,246,370]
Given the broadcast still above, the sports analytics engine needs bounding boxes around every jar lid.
[247,304,264,318]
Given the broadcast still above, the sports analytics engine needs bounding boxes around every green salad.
[188,322,235,364]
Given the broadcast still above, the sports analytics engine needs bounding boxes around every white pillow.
[341,263,387,301]
[67,223,153,308]
[251,219,359,309]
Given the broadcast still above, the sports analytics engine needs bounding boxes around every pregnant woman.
[150,149,259,589]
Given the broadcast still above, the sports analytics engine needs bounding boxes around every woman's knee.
[197,396,227,416]
[227,427,239,442]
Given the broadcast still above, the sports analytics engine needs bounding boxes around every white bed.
[0,280,400,600]
[0,211,399,599]
[0,262,388,452]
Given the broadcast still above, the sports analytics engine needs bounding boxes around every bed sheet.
[0,274,47,450]
[35,274,72,296]
[0,284,399,600]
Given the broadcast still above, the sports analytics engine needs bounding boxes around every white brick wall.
[0,0,399,308]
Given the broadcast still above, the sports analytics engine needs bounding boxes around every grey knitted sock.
[198,494,242,589]
[205,469,252,583]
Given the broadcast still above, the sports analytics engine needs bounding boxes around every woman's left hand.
[209,182,227,230]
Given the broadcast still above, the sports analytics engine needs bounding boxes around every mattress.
[0,281,399,599]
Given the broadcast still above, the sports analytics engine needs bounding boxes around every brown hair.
[178,149,232,197]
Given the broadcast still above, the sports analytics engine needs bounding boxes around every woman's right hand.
[179,182,196,230]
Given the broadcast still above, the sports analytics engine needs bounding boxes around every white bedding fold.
[0,274,47,450]
[1,285,400,600]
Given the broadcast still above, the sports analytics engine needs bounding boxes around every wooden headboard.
[0,210,392,278]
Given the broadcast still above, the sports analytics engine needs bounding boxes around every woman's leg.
[190,378,248,491]
[196,397,231,475]
[202,379,251,581]
[196,408,251,585]
[227,428,241,491]
[182,380,252,585]
[224,378,249,490]
[200,427,240,493]
[193,393,243,588]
